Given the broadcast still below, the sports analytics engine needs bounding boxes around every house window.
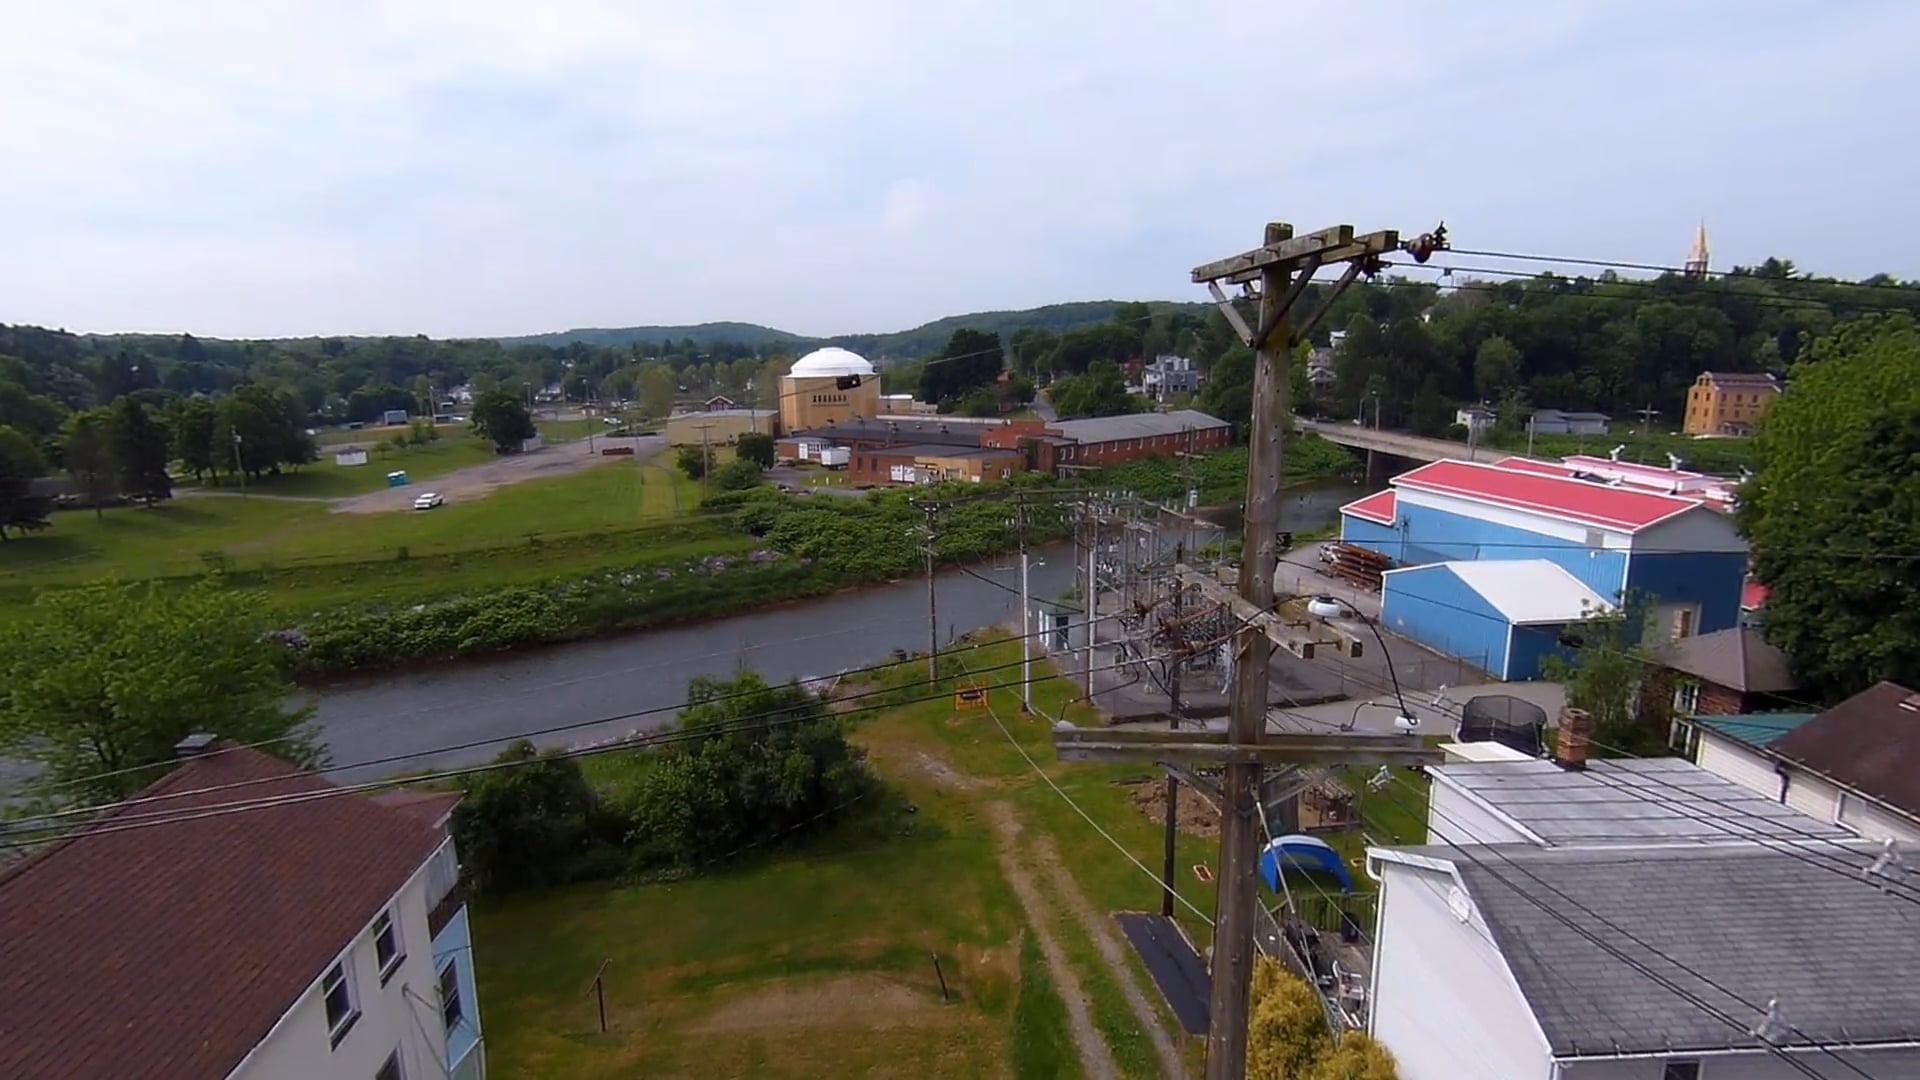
[439,960,465,1032]
[323,959,359,1045]
[1673,681,1700,716]
[1662,1062,1701,1080]
[375,1049,405,1080]
[372,910,404,982]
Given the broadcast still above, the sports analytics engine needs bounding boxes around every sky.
[3,2,1917,340]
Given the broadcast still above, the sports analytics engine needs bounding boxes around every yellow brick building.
[778,347,882,433]
[1683,372,1779,436]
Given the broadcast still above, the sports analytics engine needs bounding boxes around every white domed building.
[778,346,882,432]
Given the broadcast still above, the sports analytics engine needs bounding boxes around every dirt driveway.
[330,434,665,514]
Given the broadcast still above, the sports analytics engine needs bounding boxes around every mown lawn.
[472,643,1218,1078]
[0,458,712,616]
[184,434,500,498]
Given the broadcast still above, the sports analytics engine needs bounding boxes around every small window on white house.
[1662,1062,1701,1080]
[372,911,404,982]
[439,961,465,1032]
[323,959,359,1045]
[375,1049,405,1080]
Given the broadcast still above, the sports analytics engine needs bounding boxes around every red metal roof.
[1742,579,1770,611]
[1490,456,1573,477]
[0,749,446,1080]
[1340,489,1396,525]
[1392,459,1703,533]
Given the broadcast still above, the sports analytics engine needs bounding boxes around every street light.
[1304,594,1413,728]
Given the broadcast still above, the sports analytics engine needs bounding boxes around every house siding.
[229,863,446,1080]
[1692,733,1920,845]
[1370,863,1553,1080]
[1381,564,1511,678]
[433,905,486,1079]
[1693,732,1785,803]
[1838,796,1920,845]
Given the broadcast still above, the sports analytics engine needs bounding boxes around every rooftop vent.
[174,733,219,759]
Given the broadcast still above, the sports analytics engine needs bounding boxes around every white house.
[0,739,485,1080]
[1679,681,1920,845]
[1368,755,1919,1080]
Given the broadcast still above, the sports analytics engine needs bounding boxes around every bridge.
[1293,418,1502,465]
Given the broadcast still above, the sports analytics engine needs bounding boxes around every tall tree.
[1047,360,1142,418]
[0,425,53,540]
[1741,316,1920,696]
[636,362,677,419]
[735,431,776,469]
[1472,335,1521,400]
[106,397,172,505]
[920,328,1004,406]
[469,387,536,452]
[61,409,115,519]
[0,579,320,800]
[169,396,218,481]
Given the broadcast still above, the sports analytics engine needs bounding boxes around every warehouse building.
[1341,458,1749,678]
[848,444,1025,486]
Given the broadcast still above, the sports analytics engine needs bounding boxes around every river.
[310,480,1361,780]
[2,481,1360,794]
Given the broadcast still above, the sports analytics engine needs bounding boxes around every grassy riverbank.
[1090,434,1358,503]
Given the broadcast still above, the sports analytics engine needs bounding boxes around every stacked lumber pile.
[1325,543,1391,593]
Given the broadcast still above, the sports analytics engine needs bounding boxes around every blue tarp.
[1258,834,1354,894]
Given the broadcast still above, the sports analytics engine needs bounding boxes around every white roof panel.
[1441,559,1612,625]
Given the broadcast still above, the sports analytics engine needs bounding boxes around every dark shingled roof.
[1771,681,1920,818]
[0,748,446,1080]
[1650,625,1800,694]
[1451,843,1920,1056]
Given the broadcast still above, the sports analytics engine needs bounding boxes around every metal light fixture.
[1306,595,1345,620]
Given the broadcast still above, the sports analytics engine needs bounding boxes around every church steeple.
[1684,221,1709,279]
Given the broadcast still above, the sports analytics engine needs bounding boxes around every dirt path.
[1028,830,1187,1078]
[328,434,664,514]
[987,802,1118,1080]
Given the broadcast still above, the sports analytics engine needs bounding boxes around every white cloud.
[1,1,1915,338]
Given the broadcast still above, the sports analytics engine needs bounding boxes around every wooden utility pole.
[695,423,716,500]
[921,501,940,683]
[1050,220,1448,1080]
[1161,542,1184,918]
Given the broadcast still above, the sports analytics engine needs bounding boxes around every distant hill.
[496,300,1211,359]
[498,321,807,349]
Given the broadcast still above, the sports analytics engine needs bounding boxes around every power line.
[0,651,1158,851]
[1389,259,1920,319]
[2,616,1132,834]
[1450,247,1920,298]
[955,649,1215,927]
[1377,776,1877,1080]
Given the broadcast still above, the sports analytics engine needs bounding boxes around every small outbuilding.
[1380,559,1612,681]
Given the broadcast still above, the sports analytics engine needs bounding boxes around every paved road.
[1032,391,1058,422]
[330,435,662,514]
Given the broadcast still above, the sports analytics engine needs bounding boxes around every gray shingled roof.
[1450,843,1920,1056]
[1650,626,1800,693]
[1047,409,1228,441]
[1432,758,1854,845]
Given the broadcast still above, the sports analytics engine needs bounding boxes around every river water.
[310,480,1360,780]
[0,481,1360,794]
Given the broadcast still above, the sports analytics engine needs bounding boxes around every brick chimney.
[1552,708,1592,771]
[174,733,219,759]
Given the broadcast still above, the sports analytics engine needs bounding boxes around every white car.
[412,492,445,510]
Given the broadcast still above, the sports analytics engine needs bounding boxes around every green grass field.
[187,436,499,499]
[0,457,711,616]
[472,642,1216,1079]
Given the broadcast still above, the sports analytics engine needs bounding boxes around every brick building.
[1683,371,1780,436]
[848,444,1026,486]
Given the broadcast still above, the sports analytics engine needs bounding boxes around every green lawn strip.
[0,498,324,585]
[537,417,599,443]
[471,789,1021,1078]
[1337,764,1429,845]
[1010,930,1082,1080]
